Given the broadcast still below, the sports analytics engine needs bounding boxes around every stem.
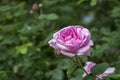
[75,56,88,75]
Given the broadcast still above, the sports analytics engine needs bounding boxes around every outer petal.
[77,40,93,56]
[48,39,58,49]
[77,49,90,56]
[100,67,115,77]
[96,67,115,80]
[89,40,94,46]
[56,43,69,51]
[83,61,96,77]
[103,67,115,75]
[56,39,78,52]
[60,50,75,57]
[77,46,90,56]
[53,31,59,39]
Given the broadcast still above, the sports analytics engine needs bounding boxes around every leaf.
[0,71,8,80]
[18,45,28,54]
[26,42,33,47]
[38,14,47,20]
[83,74,96,80]
[91,63,109,75]
[0,35,3,40]
[109,74,120,79]
[111,6,120,18]
[69,69,84,80]
[77,0,85,5]
[67,64,77,77]
[13,63,21,73]
[51,69,64,80]
[102,76,110,80]
[58,59,71,70]
[90,0,97,6]
[16,42,33,54]
[46,13,59,20]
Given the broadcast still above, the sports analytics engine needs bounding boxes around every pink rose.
[83,61,115,80]
[48,25,93,57]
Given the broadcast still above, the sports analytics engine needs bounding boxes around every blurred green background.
[0,0,120,80]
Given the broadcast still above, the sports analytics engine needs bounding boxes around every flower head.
[48,25,93,57]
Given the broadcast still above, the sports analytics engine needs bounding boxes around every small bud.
[29,10,33,14]
[32,3,38,10]
[39,3,43,8]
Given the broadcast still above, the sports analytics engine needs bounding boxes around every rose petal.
[83,61,96,77]
[85,62,96,73]
[82,28,91,36]
[53,31,59,39]
[77,46,90,56]
[102,67,115,76]
[89,40,94,46]
[48,39,58,49]
[60,50,75,57]
[96,67,115,79]
[77,50,90,56]
[56,43,69,51]
[77,40,93,56]
[76,27,83,35]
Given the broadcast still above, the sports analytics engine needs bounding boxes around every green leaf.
[0,71,8,80]
[91,63,109,75]
[38,14,47,20]
[77,0,85,5]
[102,76,110,80]
[83,74,96,80]
[19,45,28,54]
[58,59,71,70]
[0,35,3,40]
[90,0,97,6]
[109,74,120,79]
[51,69,64,80]
[13,64,21,73]
[46,13,59,20]
[67,64,77,77]
[69,69,84,80]
[16,42,33,54]
[26,42,33,47]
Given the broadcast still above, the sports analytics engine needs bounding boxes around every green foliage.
[83,74,96,80]
[39,13,59,20]
[90,0,97,6]
[109,74,120,80]
[0,0,120,80]
[67,64,77,77]
[69,69,84,80]
[77,0,86,5]
[91,63,109,75]
[0,71,8,80]
[51,69,64,80]
[16,42,33,54]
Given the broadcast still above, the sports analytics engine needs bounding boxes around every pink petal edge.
[60,50,75,57]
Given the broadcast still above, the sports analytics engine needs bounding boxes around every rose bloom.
[83,61,115,80]
[48,25,93,57]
